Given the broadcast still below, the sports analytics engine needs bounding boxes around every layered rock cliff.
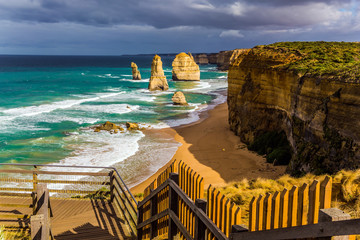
[228,42,360,175]
[194,49,248,70]
[148,55,169,91]
[131,62,141,80]
[172,52,200,81]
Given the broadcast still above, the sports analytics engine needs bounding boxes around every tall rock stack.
[172,52,200,81]
[131,62,141,80]
[148,55,169,91]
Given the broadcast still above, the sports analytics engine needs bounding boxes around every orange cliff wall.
[227,48,360,175]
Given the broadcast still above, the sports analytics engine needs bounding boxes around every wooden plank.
[271,191,280,229]
[298,183,309,225]
[249,197,257,231]
[224,199,231,237]
[280,188,289,228]
[320,176,332,209]
[230,218,360,240]
[256,195,264,231]
[264,193,272,230]
[0,169,109,176]
[308,180,320,224]
[0,187,33,192]
[289,186,298,227]
[168,180,228,240]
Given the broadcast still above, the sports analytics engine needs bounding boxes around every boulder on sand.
[93,121,124,133]
[126,122,140,130]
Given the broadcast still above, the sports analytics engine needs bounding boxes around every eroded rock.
[172,52,200,81]
[131,62,141,80]
[172,91,188,105]
[148,55,169,91]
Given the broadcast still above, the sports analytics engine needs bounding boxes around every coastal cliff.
[227,42,360,175]
[149,55,169,91]
[194,49,248,70]
[172,52,200,81]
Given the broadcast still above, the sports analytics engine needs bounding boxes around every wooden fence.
[248,176,332,231]
[139,160,242,239]
[138,160,360,240]
[0,163,138,236]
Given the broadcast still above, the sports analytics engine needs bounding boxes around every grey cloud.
[0,0,353,30]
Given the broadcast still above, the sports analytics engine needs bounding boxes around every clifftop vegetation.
[253,41,360,82]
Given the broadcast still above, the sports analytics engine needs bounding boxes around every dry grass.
[216,169,360,223]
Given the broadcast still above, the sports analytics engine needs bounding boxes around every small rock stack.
[131,62,141,80]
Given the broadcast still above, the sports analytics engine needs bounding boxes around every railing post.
[194,199,207,240]
[168,173,179,240]
[31,214,45,240]
[230,224,248,240]
[33,166,38,192]
[137,205,143,240]
[150,188,158,239]
[109,170,115,203]
[31,183,50,240]
[319,208,354,240]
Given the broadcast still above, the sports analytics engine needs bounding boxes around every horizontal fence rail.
[0,163,138,236]
[137,174,228,240]
[139,160,360,240]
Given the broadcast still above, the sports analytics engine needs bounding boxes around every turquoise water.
[0,55,227,186]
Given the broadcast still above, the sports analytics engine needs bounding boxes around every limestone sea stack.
[131,62,141,80]
[172,91,188,105]
[148,55,169,91]
[172,52,200,81]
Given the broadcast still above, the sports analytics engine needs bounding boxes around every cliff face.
[148,55,169,91]
[194,49,248,70]
[172,52,200,81]
[228,42,360,175]
[193,54,209,64]
[131,62,141,80]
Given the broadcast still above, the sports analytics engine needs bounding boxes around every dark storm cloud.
[0,0,353,30]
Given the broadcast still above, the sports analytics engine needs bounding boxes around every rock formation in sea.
[93,121,124,133]
[172,52,200,81]
[148,55,169,91]
[227,42,360,175]
[131,62,141,80]
[193,53,209,65]
[172,91,188,105]
[126,122,140,130]
[193,49,248,70]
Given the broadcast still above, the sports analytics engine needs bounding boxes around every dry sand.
[131,102,286,194]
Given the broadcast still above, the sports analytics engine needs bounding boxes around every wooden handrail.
[230,219,360,240]
[137,174,228,240]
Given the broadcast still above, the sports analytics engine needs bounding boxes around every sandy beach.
[131,101,286,194]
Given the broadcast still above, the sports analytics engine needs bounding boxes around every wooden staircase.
[0,194,33,239]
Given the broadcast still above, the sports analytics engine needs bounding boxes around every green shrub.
[248,131,292,165]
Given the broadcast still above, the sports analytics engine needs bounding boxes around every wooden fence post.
[109,170,115,203]
[319,208,354,240]
[194,199,207,240]
[137,204,143,240]
[31,183,49,240]
[168,173,179,240]
[31,214,45,240]
[309,180,320,224]
[150,189,158,239]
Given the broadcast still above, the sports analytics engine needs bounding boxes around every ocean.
[0,54,227,187]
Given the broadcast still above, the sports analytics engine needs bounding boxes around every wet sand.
[131,102,286,194]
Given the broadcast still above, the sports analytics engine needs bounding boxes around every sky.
[0,0,359,55]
